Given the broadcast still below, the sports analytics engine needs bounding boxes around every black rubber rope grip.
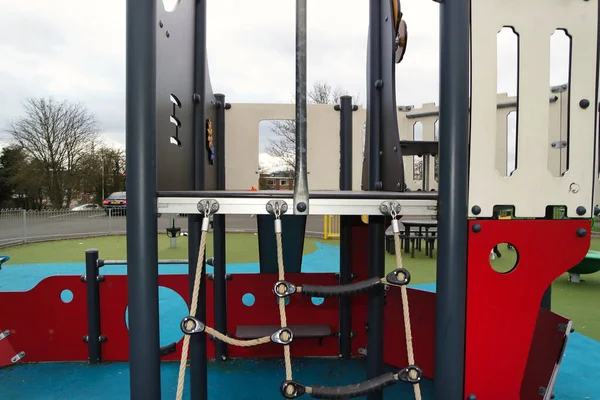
[310,372,398,399]
[301,277,383,298]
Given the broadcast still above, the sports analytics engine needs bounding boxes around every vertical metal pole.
[214,93,228,361]
[85,248,102,364]
[422,155,431,191]
[190,0,208,398]
[434,0,470,398]
[294,0,309,215]
[22,209,27,244]
[338,95,353,359]
[541,286,552,310]
[125,0,161,398]
[366,2,384,399]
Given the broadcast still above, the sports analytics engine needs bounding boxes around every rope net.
[175,207,421,399]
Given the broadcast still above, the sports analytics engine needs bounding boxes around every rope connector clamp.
[379,201,402,217]
[271,327,294,345]
[386,268,411,286]
[180,316,206,335]
[274,280,297,298]
[397,365,423,384]
[280,380,306,399]
[197,199,220,216]
[266,200,288,218]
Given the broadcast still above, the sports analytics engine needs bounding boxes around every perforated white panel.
[469,0,599,218]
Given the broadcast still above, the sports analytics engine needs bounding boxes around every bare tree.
[4,97,100,208]
[265,81,360,172]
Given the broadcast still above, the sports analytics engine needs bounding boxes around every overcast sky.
[0,0,570,173]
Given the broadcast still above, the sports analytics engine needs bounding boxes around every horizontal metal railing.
[1,207,598,248]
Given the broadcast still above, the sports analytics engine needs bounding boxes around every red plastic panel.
[0,276,88,362]
[465,219,590,399]
[383,287,436,378]
[226,273,343,358]
[0,330,19,367]
[0,274,215,362]
[100,274,215,361]
[521,308,570,399]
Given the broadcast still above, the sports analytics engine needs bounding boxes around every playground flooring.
[1,234,600,398]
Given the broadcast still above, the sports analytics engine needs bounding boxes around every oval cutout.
[60,289,74,303]
[242,293,255,307]
[489,243,519,274]
[124,286,188,347]
[162,0,181,12]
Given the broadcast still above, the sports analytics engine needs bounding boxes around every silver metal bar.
[101,259,189,266]
[294,0,309,215]
[157,197,437,216]
[405,95,559,118]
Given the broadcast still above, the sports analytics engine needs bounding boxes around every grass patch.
[0,233,319,264]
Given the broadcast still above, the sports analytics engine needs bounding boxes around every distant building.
[259,171,294,190]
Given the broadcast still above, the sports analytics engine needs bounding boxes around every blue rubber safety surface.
[1,243,599,399]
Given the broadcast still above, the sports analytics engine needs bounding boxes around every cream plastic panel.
[469,0,599,218]
[224,103,365,191]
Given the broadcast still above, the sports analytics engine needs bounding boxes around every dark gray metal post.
[85,248,102,364]
[189,0,208,398]
[338,95,354,359]
[541,286,552,310]
[366,1,385,399]
[214,93,228,361]
[294,0,309,215]
[434,0,470,398]
[125,0,161,398]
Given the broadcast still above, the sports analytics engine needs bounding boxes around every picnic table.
[386,219,438,258]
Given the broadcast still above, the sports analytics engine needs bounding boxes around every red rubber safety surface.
[465,219,590,399]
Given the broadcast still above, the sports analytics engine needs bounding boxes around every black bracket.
[397,365,422,384]
[180,316,205,335]
[274,280,297,297]
[386,268,411,286]
[271,327,294,345]
[281,381,306,399]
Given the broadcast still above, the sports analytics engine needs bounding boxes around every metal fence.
[0,209,329,248]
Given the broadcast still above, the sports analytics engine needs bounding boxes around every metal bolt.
[576,228,587,238]
[375,80,383,89]
[570,183,580,194]
[165,30,170,38]
[296,202,307,212]
[472,224,482,233]
[576,206,586,216]
[159,20,164,28]
[393,146,397,152]
[580,99,590,109]
[471,205,481,215]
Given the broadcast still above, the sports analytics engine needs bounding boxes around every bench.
[236,324,332,345]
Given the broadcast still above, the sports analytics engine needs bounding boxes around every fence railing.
[0,209,329,248]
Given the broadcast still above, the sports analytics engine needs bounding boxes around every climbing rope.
[390,210,422,400]
[175,211,272,400]
[176,201,422,399]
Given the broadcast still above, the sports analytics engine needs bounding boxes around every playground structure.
[1,1,600,400]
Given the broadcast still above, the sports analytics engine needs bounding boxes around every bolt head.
[576,228,587,238]
[471,205,482,215]
[472,224,482,233]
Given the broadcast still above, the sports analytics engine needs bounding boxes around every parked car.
[71,204,102,212]
[103,192,127,216]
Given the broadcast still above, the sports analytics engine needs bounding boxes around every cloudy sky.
[0,0,570,172]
